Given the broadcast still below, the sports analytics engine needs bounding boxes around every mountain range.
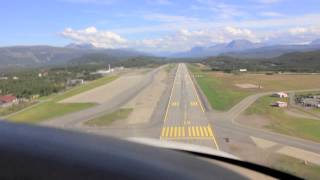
[1,39,320,68]
[0,45,148,68]
[170,39,320,58]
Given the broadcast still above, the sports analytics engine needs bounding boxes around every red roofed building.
[0,95,18,107]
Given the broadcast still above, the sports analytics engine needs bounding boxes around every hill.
[0,45,148,68]
[224,44,320,59]
[203,50,320,72]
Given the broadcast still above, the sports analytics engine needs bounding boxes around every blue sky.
[1,0,320,52]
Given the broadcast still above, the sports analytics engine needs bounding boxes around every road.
[41,66,164,128]
[208,88,320,154]
[160,64,219,150]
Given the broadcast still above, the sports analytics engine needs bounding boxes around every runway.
[160,64,219,150]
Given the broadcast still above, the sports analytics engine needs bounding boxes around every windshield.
[1,0,320,179]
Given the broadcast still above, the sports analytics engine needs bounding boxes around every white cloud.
[288,27,320,35]
[61,27,127,48]
[61,25,320,52]
[259,26,320,44]
[225,26,253,37]
[132,27,263,52]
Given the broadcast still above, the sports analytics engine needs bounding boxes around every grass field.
[189,64,320,111]
[85,108,133,126]
[165,63,176,73]
[245,96,320,142]
[7,75,118,123]
[189,65,251,110]
[272,155,320,180]
[313,108,320,114]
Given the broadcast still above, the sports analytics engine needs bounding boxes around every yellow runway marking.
[207,125,220,150]
[160,65,220,150]
[162,126,216,138]
[200,127,204,137]
[171,101,179,107]
[161,127,166,137]
[188,127,191,137]
[165,127,169,137]
[207,125,214,137]
[191,127,196,137]
[160,125,219,150]
[203,127,208,137]
[195,126,200,137]
[190,101,198,106]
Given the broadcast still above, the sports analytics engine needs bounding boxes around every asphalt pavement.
[41,66,164,128]
[160,64,219,150]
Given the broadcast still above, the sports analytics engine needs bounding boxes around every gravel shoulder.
[122,67,168,125]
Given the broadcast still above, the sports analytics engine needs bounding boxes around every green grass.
[312,108,320,114]
[8,101,94,123]
[53,75,118,102]
[272,155,320,180]
[188,63,320,111]
[85,108,133,126]
[246,96,320,142]
[188,65,250,111]
[7,75,118,123]
[165,64,176,73]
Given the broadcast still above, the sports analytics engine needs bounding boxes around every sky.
[1,0,320,52]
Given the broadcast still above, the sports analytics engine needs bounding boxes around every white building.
[239,69,247,72]
[273,101,288,107]
[95,64,114,75]
[67,79,84,86]
[96,69,114,75]
[272,92,288,98]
